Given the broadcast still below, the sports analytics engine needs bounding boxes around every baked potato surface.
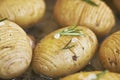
[0,0,45,28]
[0,20,32,79]
[99,31,120,72]
[32,26,98,78]
[61,71,120,80]
[54,0,115,37]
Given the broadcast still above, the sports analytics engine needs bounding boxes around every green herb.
[95,70,108,80]
[59,25,84,36]
[62,39,75,49]
[54,25,84,49]
[0,18,7,22]
[82,0,98,6]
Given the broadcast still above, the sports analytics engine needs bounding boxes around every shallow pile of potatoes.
[1,0,120,80]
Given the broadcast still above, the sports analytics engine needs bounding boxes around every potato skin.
[27,34,35,49]
[32,26,98,78]
[0,0,45,28]
[0,20,32,79]
[60,71,120,80]
[99,31,120,72]
[54,0,115,37]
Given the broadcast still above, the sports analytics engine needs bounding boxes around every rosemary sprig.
[82,0,98,6]
[0,18,7,22]
[54,26,84,49]
[59,25,84,36]
[62,39,75,49]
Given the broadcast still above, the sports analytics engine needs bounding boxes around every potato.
[99,31,120,72]
[0,20,32,79]
[32,26,98,78]
[0,0,46,28]
[27,34,35,49]
[60,71,120,80]
[54,0,115,37]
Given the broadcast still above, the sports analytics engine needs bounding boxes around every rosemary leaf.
[62,45,75,49]
[59,25,84,36]
[0,18,7,22]
[60,32,84,36]
[68,25,78,30]
[62,39,75,49]
[54,26,84,49]
[82,0,98,6]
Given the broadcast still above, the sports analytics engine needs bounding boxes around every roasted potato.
[32,26,98,78]
[27,34,36,49]
[54,0,115,37]
[0,0,46,28]
[61,71,120,80]
[0,20,32,79]
[99,31,120,72]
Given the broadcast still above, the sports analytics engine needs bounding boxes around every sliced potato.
[61,71,120,80]
[32,26,98,78]
[0,20,32,79]
[54,0,115,37]
[0,0,46,28]
[99,31,120,72]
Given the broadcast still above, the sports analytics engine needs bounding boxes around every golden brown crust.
[60,71,120,80]
[0,20,32,79]
[99,31,120,72]
[0,0,46,28]
[32,26,98,78]
[54,0,115,37]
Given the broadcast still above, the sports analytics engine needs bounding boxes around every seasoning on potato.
[0,0,46,28]
[0,20,32,79]
[99,31,120,73]
[60,71,120,80]
[54,0,115,37]
[32,25,98,78]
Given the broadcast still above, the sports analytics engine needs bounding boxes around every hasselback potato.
[32,26,98,78]
[0,20,32,79]
[99,31,120,72]
[0,0,46,28]
[54,0,115,37]
[61,71,120,80]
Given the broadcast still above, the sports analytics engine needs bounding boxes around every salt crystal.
[83,73,97,80]
[54,33,60,39]
[0,22,5,26]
